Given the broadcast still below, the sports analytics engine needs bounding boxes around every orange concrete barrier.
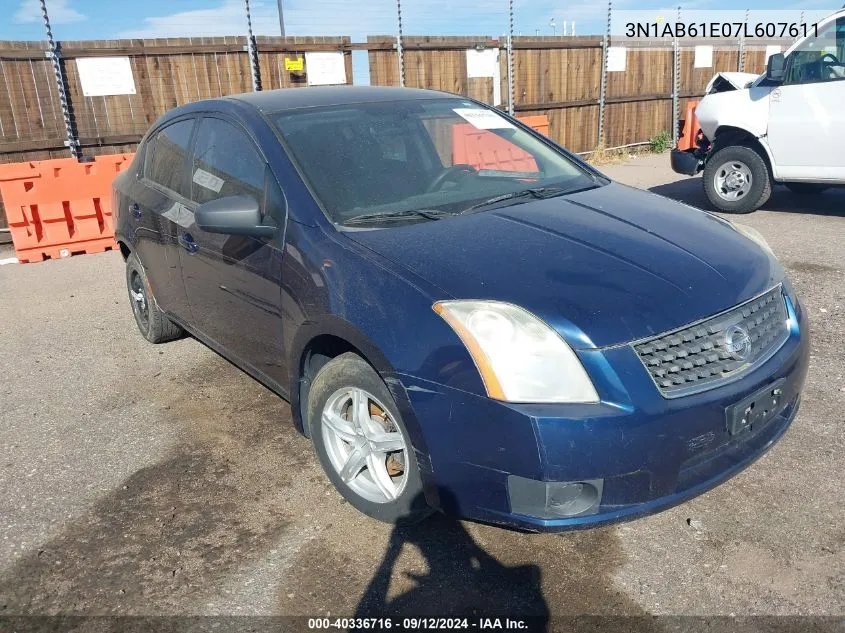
[0,154,134,263]
[677,100,701,152]
[452,115,550,173]
[515,115,550,138]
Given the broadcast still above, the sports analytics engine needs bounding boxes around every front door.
[135,117,196,323]
[177,115,288,388]
[768,16,845,181]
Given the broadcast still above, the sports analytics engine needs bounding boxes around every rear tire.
[703,145,771,214]
[785,183,830,195]
[125,251,183,344]
[308,352,431,524]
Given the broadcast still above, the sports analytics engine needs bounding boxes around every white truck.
[671,8,845,213]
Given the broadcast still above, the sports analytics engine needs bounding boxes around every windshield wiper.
[460,181,604,215]
[459,186,569,214]
[343,209,450,226]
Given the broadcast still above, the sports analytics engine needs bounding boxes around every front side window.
[145,119,194,197]
[190,117,266,206]
[785,17,845,85]
[272,98,599,225]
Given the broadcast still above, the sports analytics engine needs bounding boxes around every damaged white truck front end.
[670,8,845,213]
[695,73,771,152]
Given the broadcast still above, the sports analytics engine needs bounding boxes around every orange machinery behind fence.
[0,154,134,263]
[452,114,550,173]
[677,101,702,152]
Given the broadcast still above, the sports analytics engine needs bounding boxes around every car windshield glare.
[271,98,598,224]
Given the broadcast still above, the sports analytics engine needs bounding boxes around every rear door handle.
[131,203,142,219]
[178,233,199,254]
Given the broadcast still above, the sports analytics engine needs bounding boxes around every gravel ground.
[0,153,842,622]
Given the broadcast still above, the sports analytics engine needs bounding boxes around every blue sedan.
[113,86,808,531]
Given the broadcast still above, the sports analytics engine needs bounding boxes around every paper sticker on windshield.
[193,168,224,193]
[453,108,515,130]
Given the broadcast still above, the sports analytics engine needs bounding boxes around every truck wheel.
[786,183,830,195]
[703,145,771,214]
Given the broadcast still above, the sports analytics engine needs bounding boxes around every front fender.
[282,223,488,454]
[696,87,773,140]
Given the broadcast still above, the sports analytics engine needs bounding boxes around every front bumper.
[670,148,703,176]
[400,295,809,532]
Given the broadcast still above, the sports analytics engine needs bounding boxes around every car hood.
[705,71,760,93]
[344,183,781,348]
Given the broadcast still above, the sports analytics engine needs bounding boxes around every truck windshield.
[785,16,845,84]
[271,98,599,224]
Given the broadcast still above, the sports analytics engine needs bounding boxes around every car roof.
[227,85,457,113]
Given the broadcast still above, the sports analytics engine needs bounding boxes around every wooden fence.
[0,35,791,230]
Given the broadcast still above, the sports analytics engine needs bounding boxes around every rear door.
[768,16,845,180]
[178,115,288,386]
[133,117,196,322]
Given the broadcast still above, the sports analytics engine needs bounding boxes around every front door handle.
[131,203,142,219]
[178,233,199,254]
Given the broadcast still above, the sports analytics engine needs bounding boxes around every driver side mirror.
[766,53,786,83]
[195,195,276,239]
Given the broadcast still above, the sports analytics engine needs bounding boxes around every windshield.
[784,16,845,84]
[271,98,600,225]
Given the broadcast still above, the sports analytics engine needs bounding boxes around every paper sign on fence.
[76,57,136,97]
[304,52,347,86]
[694,45,713,68]
[466,49,498,78]
[764,45,782,63]
[465,49,502,106]
[607,47,627,72]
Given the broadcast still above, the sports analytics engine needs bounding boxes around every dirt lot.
[0,153,843,623]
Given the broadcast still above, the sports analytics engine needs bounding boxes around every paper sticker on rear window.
[453,108,515,130]
[193,168,224,193]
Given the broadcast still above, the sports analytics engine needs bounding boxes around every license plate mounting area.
[725,378,788,437]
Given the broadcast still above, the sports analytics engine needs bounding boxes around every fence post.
[671,6,682,147]
[507,0,514,116]
[738,9,749,72]
[40,0,80,160]
[244,0,262,91]
[672,37,680,147]
[396,0,405,87]
[596,0,612,149]
[276,0,286,37]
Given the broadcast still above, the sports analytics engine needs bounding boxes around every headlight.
[433,300,599,403]
[733,223,775,257]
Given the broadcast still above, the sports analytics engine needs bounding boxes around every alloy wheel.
[320,387,409,504]
[129,270,150,330]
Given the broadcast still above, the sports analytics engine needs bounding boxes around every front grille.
[634,285,789,397]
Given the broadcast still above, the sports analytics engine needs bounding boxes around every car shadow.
[346,491,662,632]
[649,178,845,217]
[353,495,550,625]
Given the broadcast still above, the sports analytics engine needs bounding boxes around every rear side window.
[190,118,265,206]
[144,119,194,197]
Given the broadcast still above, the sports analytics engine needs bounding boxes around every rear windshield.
[271,98,597,224]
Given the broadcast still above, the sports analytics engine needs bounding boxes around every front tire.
[125,252,183,344]
[703,145,772,214]
[307,352,431,524]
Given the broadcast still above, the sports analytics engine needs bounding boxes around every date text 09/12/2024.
[308,617,531,630]
[625,21,819,38]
